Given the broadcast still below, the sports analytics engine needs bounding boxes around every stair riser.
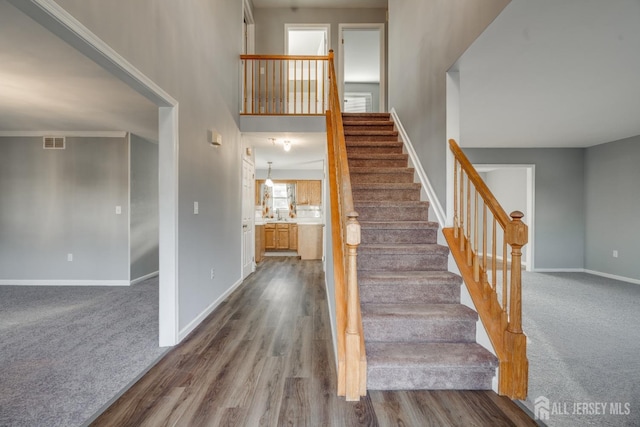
[342,114,390,122]
[353,188,421,202]
[361,228,437,245]
[363,318,476,343]
[344,124,395,132]
[360,283,460,304]
[358,253,448,271]
[350,173,414,184]
[345,135,399,142]
[367,368,495,390]
[355,206,429,222]
[348,159,408,168]
[347,146,404,155]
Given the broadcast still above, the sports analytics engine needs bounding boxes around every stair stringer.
[389,108,499,393]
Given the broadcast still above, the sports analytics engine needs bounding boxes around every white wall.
[388,0,510,205]
[54,0,245,332]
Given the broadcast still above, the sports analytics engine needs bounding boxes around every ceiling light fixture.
[265,161,274,187]
[283,140,291,152]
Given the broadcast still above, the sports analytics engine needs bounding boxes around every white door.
[242,158,255,278]
[339,24,385,112]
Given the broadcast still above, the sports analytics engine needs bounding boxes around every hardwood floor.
[91,257,536,426]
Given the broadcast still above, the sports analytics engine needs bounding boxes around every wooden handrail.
[325,50,366,401]
[240,54,329,115]
[444,139,528,399]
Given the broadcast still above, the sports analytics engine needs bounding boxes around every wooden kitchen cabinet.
[255,225,265,263]
[298,224,323,260]
[296,180,322,205]
[276,224,289,250]
[289,224,298,250]
[308,180,322,205]
[264,223,276,249]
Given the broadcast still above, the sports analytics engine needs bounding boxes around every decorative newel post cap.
[510,211,524,221]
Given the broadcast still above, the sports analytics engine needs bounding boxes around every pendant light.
[265,161,274,187]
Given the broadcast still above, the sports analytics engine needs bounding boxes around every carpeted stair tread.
[345,130,398,137]
[362,303,477,321]
[358,243,449,256]
[345,140,403,148]
[348,153,408,160]
[366,342,498,368]
[358,270,461,285]
[362,304,478,343]
[360,221,439,230]
[355,200,429,208]
[343,120,394,126]
[360,271,461,304]
[342,112,390,120]
[352,182,422,190]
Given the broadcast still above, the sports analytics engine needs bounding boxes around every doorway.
[339,24,385,113]
[285,24,329,55]
[242,158,255,279]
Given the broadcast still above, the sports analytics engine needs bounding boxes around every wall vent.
[43,136,65,149]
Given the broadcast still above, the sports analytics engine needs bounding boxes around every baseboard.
[583,269,640,285]
[177,277,244,342]
[324,275,338,369]
[0,279,130,286]
[533,268,640,285]
[130,271,159,285]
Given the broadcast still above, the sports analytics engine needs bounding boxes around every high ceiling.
[0,0,158,140]
[458,0,640,148]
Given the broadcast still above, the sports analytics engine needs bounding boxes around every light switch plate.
[194,201,199,214]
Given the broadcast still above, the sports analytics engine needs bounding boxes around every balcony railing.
[240,54,329,115]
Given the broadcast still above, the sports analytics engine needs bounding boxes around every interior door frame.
[338,23,386,113]
[12,0,181,347]
[241,157,255,278]
[284,23,331,55]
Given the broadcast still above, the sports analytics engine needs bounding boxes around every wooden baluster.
[251,60,255,114]
[492,217,497,290]
[482,202,489,292]
[473,189,479,281]
[243,59,247,113]
[453,159,459,238]
[308,59,311,113]
[502,236,508,311]
[459,171,465,252]
[293,60,297,113]
[315,60,318,114]
[466,175,472,266]
[271,60,275,113]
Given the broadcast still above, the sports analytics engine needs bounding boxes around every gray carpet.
[0,277,168,427]
[521,272,640,426]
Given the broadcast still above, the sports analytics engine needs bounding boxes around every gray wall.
[464,148,585,270]
[56,0,245,330]
[388,0,510,205]
[130,134,159,281]
[253,7,387,56]
[585,136,640,280]
[0,136,129,281]
[484,167,529,263]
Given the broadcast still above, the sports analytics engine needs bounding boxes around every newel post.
[501,210,529,399]
[345,211,362,401]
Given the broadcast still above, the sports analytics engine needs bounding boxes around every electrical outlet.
[194,201,199,215]
[115,205,122,215]
[613,250,619,258]
[67,253,73,262]
[210,268,215,280]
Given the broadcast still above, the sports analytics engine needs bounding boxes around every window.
[272,183,289,213]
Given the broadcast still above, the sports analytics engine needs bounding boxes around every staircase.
[343,112,498,391]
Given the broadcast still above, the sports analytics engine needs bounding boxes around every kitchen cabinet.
[264,223,276,249]
[276,224,289,250]
[298,224,323,260]
[255,225,265,263]
[289,224,298,250]
[296,180,322,205]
